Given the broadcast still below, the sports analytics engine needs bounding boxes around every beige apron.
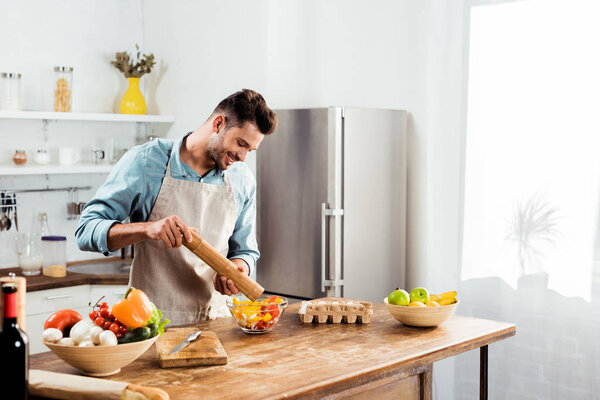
[130,149,237,325]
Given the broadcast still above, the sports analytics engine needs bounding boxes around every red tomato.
[262,304,279,318]
[116,332,123,339]
[119,325,128,334]
[89,310,99,320]
[107,312,115,321]
[95,316,105,327]
[109,323,119,334]
[44,309,83,336]
[100,302,108,309]
[103,320,112,330]
[100,308,110,318]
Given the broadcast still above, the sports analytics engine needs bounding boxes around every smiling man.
[76,89,277,325]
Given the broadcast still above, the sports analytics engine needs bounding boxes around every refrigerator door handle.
[321,202,344,292]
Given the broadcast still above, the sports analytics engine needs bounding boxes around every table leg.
[420,364,432,400]
[480,345,488,400]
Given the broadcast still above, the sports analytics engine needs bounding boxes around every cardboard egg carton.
[298,297,373,324]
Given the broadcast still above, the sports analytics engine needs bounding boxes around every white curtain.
[455,0,600,398]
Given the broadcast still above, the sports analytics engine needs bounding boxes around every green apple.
[388,289,410,306]
[409,287,430,303]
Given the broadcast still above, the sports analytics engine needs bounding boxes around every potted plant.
[111,45,155,115]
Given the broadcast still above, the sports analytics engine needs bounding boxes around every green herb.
[146,303,170,337]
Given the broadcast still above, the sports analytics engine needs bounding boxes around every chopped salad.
[229,295,286,331]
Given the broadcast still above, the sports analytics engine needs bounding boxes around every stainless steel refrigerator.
[257,107,407,302]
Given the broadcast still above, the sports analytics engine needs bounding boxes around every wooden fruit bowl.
[43,335,159,377]
[383,298,459,327]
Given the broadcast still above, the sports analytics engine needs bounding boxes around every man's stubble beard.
[206,131,226,169]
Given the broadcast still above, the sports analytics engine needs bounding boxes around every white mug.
[59,147,81,165]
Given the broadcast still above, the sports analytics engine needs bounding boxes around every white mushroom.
[98,330,118,346]
[42,328,63,343]
[78,340,95,347]
[90,326,104,345]
[57,337,75,346]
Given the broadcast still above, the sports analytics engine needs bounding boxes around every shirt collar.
[170,133,225,179]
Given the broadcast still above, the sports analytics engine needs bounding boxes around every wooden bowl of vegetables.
[42,288,170,376]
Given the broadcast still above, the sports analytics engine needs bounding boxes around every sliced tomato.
[256,320,266,330]
[262,304,279,318]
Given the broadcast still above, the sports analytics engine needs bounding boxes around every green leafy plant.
[111,44,155,78]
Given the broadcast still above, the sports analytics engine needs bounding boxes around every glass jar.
[42,236,67,278]
[12,150,27,165]
[34,149,50,165]
[14,233,43,276]
[54,66,73,112]
[0,72,22,111]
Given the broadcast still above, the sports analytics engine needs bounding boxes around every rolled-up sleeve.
[227,175,260,272]
[76,148,147,256]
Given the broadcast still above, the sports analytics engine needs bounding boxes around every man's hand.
[145,215,195,248]
[213,259,250,296]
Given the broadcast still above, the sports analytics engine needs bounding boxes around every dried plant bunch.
[111,44,156,78]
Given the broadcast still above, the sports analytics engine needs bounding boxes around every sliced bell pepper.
[111,287,153,328]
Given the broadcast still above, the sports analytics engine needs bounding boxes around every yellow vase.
[120,77,146,115]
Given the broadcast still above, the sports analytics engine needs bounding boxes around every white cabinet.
[26,284,128,354]
[26,285,90,354]
[89,285,128,308]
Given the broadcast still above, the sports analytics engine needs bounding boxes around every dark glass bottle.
[0,283,29,399]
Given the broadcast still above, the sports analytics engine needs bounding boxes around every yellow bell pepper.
[111,287,153,328]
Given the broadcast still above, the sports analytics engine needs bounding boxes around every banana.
[438,298,457,306]
[440,291,457,300]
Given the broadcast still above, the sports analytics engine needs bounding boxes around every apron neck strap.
[165,150,174,177]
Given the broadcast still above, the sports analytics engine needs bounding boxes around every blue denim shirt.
[75,135,259,271]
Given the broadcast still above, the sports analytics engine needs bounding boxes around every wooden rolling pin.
[0,273,27,330]
[29,369,169,400]
[182,232,264,301]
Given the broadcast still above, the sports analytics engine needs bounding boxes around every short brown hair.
[211,89,277,135]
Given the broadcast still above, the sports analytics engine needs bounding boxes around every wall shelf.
[0,164,113,176]
[0,110,175,123]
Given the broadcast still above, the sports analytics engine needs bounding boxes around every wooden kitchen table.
[30,302,515,400]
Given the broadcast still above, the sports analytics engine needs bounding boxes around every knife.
[168,330,202,354]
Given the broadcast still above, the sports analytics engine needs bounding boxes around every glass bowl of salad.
[226,294,287,334]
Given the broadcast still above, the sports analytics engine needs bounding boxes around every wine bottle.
[0,283,29,399]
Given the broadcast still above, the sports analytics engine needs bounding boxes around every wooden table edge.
[262,323,516,399]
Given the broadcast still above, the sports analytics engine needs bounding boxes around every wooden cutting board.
[156,327,228,368]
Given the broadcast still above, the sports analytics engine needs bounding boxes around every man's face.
[207,121,264,170]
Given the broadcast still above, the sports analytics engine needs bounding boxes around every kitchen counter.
[31,302,516,400]
[1,257,130,292]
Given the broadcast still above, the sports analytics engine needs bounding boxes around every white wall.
[1,1,468,397]
[263,2,466,397]
[0,0,468,302]
[265,0,466,295]
[0,0,144,113]
[0,0,146,266]
[142,0,270,171]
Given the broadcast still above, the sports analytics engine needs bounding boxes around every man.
[76,89,277,325]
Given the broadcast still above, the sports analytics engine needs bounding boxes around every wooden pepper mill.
[183,232,264,301]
